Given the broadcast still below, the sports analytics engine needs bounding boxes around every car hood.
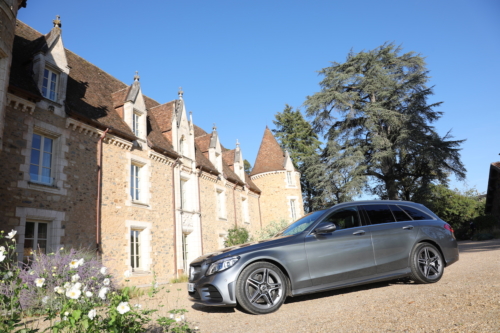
[191,235,292,264]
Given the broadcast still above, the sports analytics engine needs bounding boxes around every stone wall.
[251,170,303,226]
[0,103,97,259]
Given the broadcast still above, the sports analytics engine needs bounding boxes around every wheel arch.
[415,239,447,267]
[238,258,293,296]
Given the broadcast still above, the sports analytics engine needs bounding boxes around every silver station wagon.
[188,201,459,314]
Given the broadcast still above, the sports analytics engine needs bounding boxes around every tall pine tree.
[272,105,323,212]
[305,43,466,200]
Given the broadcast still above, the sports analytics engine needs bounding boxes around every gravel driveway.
[176,239,500,332]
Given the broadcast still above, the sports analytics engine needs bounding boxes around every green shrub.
[254,220,289,241]
[224,227,250,247]
[472,232,495,241]
[473,215,498,231]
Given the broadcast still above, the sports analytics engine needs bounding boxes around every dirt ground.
[176,239,500,332]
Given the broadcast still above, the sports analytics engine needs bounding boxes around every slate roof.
[11,20,258,192]
[250,127,287,176]
[222,150,235,168]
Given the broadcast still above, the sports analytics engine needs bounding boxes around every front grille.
[189,265,202,282]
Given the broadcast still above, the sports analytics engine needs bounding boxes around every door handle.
[402,225,414,230]
[353,230,365,235]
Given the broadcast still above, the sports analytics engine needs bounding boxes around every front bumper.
[187,262,239,307]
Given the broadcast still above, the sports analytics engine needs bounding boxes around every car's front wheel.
[235,262,287,315]
[410,242,444,283]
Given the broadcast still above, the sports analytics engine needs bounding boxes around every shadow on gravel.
[458,238,500,253]
[284,279,409,305]
[191,303,238,314]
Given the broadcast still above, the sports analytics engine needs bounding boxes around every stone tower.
[250,127,304,225]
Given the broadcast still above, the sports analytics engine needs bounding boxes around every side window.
[363,204,396,225]
[390,205,412,222]
[398,205,433,221]
[323,207,361,230]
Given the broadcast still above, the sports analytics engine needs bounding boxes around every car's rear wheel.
[410,243,444,284]
[235,262,287,315]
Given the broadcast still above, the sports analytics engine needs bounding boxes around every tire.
[235,262,287,315]
[409,243,444,284]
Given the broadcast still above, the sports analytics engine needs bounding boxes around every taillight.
[444,223,454,234]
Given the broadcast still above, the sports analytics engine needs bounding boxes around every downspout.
[171,158,180,278]
[233,184,238,228]
[96,128,110,254]
[258,195,263,230]
[196,168,204,254]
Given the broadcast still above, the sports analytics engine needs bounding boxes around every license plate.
[187,283,194,292]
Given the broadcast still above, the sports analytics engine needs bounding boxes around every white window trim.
[41,67,59,102]
[215,186,227,220]
[125,220,152,274]
[287,196,300,222]
[241,195,250,224]
[126,153,151,208]
[18,119,69,195]
[29,133,54,185]
[14,207,65,262]
[285,171,298,188]
[132,111,141,137]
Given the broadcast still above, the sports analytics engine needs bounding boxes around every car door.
[304,206,376,287]
[361,204,418,274]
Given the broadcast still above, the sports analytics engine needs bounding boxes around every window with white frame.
[130,229,141,271]
[216,189,226,219]
[42,68,58,101]
[286,171,294,186]
[290,199,297,221]
[180,178,189,210]
[23,221,49,262]
[241,196,249,223]
[132,112,140,137]
[30,133,54,185]
[130,163,142,201]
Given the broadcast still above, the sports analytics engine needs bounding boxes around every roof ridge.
[149,100,176,110]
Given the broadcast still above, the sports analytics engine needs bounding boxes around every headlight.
[206,256,240,276]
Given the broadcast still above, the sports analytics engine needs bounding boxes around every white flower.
[66,288,81,300]
[69,259,80,269]
[116,302,130,315]
[0,254,6,263]
[6,230,17,239]
[100,267,107,274]
[42,296,49,304]
[54,286,65,294]
[124,270,131,278]
[72,282,82,290]
[29,270,35,276]
[60,247,64,251]
[85,291,93,297]
[71,274,80,282]
[52,266,57,270]
[35,278,45,287]
[134,304,142,309]
[78,258,84,266]
[63,282,70,289]
[103,278,110,286]
[0,246,5,253]
[3,271,13,279]
[88,309,97,320]
[98,287,109,300]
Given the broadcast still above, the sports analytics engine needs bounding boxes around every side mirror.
[314,222,336,234]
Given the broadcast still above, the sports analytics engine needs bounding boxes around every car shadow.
[284,279,409,305]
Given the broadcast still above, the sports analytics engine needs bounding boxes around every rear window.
[362,205,396,225]
[398,205,433,220]
[389,205,412,222]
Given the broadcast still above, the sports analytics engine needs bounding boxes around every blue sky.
[18,0,499,195]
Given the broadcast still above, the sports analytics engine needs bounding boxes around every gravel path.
[174,239,500,332]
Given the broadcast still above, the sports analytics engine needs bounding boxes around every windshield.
[276,210,326,237]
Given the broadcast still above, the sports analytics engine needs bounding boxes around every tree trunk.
[385,178,399,200]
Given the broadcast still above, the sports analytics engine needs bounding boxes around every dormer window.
[132,112,140,137]
[42,68,58,101]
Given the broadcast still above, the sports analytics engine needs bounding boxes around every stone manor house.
[0,10,304,284]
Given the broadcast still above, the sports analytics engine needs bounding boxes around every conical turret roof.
[251,127,287,176]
